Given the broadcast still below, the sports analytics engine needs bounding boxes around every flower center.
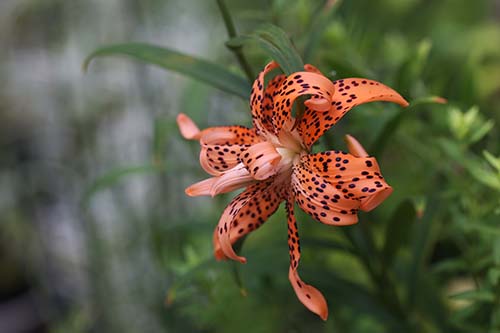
[272,128,307,176]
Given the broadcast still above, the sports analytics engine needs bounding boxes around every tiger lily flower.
[177,61,408,320]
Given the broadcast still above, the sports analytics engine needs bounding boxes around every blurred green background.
[1,0,500,332]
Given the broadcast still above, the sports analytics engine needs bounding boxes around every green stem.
[215,0,255,82]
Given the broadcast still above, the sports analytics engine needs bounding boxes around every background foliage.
[1,0,500,332]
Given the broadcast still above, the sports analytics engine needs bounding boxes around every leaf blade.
[84,43,252,99]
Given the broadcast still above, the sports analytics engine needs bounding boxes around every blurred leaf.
[437,138,500,191]
[462,223,500,237]
[448,106,494,144]
[370,96,447,155]
[395,39,432,95]
[488,268,500,286]
[301,237,355,254]
[450,289,496,303]
[494,239,500,265]
[82,164,159,207]
[382,200,417,266]
[303,0,342,62]
[432,257,468,274]
[317,270,406,330]
[153,117,175,166]
[484,151,500,172]
[84,43,251,99]
[227,24,304,75]
[406,193,438,308]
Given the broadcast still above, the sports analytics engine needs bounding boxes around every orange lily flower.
[177,61,408,320]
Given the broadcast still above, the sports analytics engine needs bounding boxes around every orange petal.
[198,126,261,176]
[213,180,285,260]
[344,135,393,211]
[292,159,359,226]
[215,180,283,263]
[304,64,324,75]
[177,113,201,140]
[209,164,256,196]
[297,150,392,215]
[239,142,282,180]
[250,61,280,133]
[185,177,218,197]
[298,78,409,148]
[260,73,287,134]
[344,134,368,158]
[271,72,335,132]
[286,199,328,320]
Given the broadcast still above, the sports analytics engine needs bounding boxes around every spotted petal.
[239,141,282,180]
[213,181,284,260]
[298,78,409,148]
[286,198,328,320]
[214,179,286,262]
[271,71,335,133]
[344,134,393,211]
[292,147,392,225]
[250,61,280,133]
[292,157,360,226]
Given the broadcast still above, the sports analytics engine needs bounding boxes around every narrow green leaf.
[303,0,342,62]
[82,164,159,207]
[316,270,407,330]
[84,43,251,99]
[228,24,304,75]
[406,193,439,308]
[450,289,496,303]
[382,200,417,266]
[370,96,447,156]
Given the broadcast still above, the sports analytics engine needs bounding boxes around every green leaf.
[449,289,496,303]
[303,0,342,62]
[82,164,159,207]
[316,270,407,330]
[228,24,304,75]
[370,96,447,156]
[382,200,417,266]
[84,43,251,99]
[484,150,500,172]
[406,193,439,308]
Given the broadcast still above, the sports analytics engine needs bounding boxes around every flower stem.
[215,0,255,82]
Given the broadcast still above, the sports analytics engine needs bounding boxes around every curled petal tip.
[305,97,331,111]
[400,98,410,108]
[185,177,217,197]
[433,96,448,104]
[177,113,201,140]
[319,309,328,321]
[344,134,368,158]
[238,257,247,264]
[360,186,393,212]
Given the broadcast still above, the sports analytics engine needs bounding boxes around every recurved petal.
[286,199,328,321]
[303,64,324,75]
[185,164,256,197]
[271,71,335,133]
[177,113,201,140]
[214,179,285,263]
[344,134,393,212]
[198,126,261,176]
[208,164,256,196]
[213,180,285,260]
[292,159,359,226]
[239,141,282,180]
[250,61,280,133]
[298,78,409,148]
[296,149,392,218]
[260,73,287,134]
